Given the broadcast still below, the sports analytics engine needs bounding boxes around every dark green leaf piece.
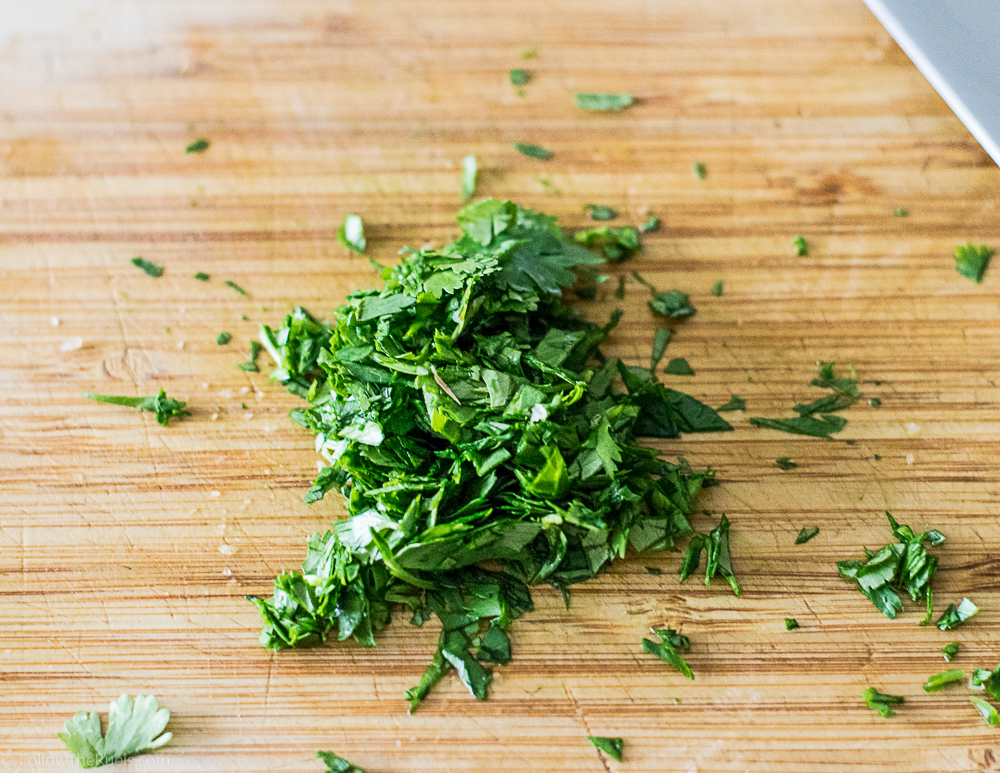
[650,328,672,372]
[678,514,741,596]
[776,457,797,471]
[644,566,663,575]
[717,395,745,412]
[585,204,618,221]
[185,138,210,153]
[513,142,553,159]
[784,618,799,630]
[941,642,960,662]
[922,668,965,692]
[793,235,808,256]
[194,271,210,281]
[574,93,633,111]
[83,389,189,427]
[238,341,263,372]
[664,358,694,376]
[217,331,232,345]
[954,243,993,283]
[509,68,529,85]
[633,272,695,318]
[711,280,723,296]
[795,526,819,545]
[862,687,903,718]
[224,280,249,297]
[131,257,164,278]
[691,161,707,180]
[639,216,660,233]
[318,750,365,773]
[641,628,694,680]
[749,415,846,438]
[587,736,624,762]
[936,597,978,630]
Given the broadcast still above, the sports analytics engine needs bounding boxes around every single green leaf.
[460,155,478,202]
[318,750,365,773]
[862,687,903,718]
[749,414,846,438]
[784,618,799,630]
[711,279,723,296]
[509,68,529,85]
[941,642,960,662]
[893,207,909,217]
[776,457,797,471]
[83,389,189,427]
[716,394,745,412]
[691,161,707,180]
[338,215,366,254]
[58,694,171,769]
[585,204,617,221]
[641,628,694,679]
[644,566,663,575]
[238,340,263,372]
[795,526,819,545]
[922,668,965,692]
[936,598,979,630]
[194,271,210,281]
[587,736,624,762]
[650,328,672,372]
[633,272,695,318]
[130,257,163,278]
[639,215,660,233]
[664,357,694,376]
[574,93,633,111]
[216,331,232,345]
[513,142,553,159]
[954,243,993,283]
[224,280,249,296]
[793,235,808,256]
[185,138,210,153]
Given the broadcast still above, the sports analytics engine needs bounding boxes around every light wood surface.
[3,1,1000,771]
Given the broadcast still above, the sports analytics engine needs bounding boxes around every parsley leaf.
[577,226,640,262]
[185,138,210,153]
[131,257,163,278]
[751,361,858,437]
[461,155,478,202]
[58,694,171,769]
[862,687,903,718]
[216,331,232,345]
[922,668,965,692]
[650,328,672,372]
[83,389,189,427]
[585,204,617,221]
[679,514,741,596]
[318,750,365,773]
[711,280,723,296]
[338,215,366,254]
[941,642,960,662]
[645,566,663,575]
[717,395,745,412]
[954,243,993,283]
[972,698,1000,726]
[664,358,694,376]
[639,216,660,233]
[632,272,695,318]
[588,736,624,762]
[971,665,1000,701]
[749,415,846,438]
[224,280,249,297]
[574,93,633,111]
[776,457,797,470]
[238,341,263,372]
[795,526,819,544]
[641,628,694,679]
[513,142,553,159]
[691,161,707,180]
[785,618,799,630]
[935,597,978,630]
[793,235,808,256]
[509,68,529,85]
[194,271,210,281]
[893,207,909,217]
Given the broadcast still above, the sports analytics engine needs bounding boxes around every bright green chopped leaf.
[711,280,723,296]
[641,628,694,679]
[460,155,478,202]
[749,415,846,438]
[679,514,741,596]
[131,257,163,278]
[941,642,960,662]
[216,331,232,345]
[224,280,249,297]
[936,597,978,630]
[194,271,210,281]
[863,687,903,718]
[577,226,640,262]
[664,358,694,376]
[509,68,529,85]
[776,457,797,471]
[795,526,819,545]
[575,93,633,111]
[318,750,365,773]
[971,665,1000,702]
[338,214,366,254]
[972,698,1000,726]
[893,207,908,217]
[238,340,263,372]
[793,235,808,256]
[785,618,799,630]
[954,243,993,283]
[922,668,965,692]
[717,395,745,412]
[58,694,171,769]
[632,272,695,318]
[650,328,672,372]
[185,138,210,153]
[691,161,707,180]
[83,389,189,427]
[513,142,552,159]
[585,204,617,221]
[639,216,660,233]
[587,736,624,762]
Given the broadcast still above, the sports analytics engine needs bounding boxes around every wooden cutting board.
[4,1,1000,770]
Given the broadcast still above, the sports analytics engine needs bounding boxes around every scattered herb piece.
[679,514,741,596]
[224,280,249,297]
[873,454,882,461]
[954,243,993,283]
[587,736,624,762]
[793,235,808,256]
[936,597,979,630]
[785,618,799,630]
[869,397,882,407]
[639,216,660,233]
[574,93,633,111]
[750,361,858,437]
[614,276,626,299]
[461,155,478,202]
[645,566,663,575]
[749,414,846,438]
[922,668,965,692]
[185,138,210,153]
[795,526,820,545]
[641,628,694,680]
[577,226,640,262]
[83,389,189,427]
[664,358,695,376]
[836,512,945,621]
[338,215,366,254]
[632,272,695,318]
[972,698,1000,726]
[650,328,672,372]
[941,642,960,662]
[893,207,909,217]
[509,68,529,86]
[862,687,904,718]
[971,665,1000,701]
[711,280,723,296]
[513,142,553,160]
[521,48,537,59]
[216,332,232,345]
[194,272,210,281]
[776,457,797,471]
[537,177,561,195]
[318,750,365,773]
[691,161,707,180]
[717,395,745,412]
[585,204,617,221]
[58,694,171,769]
[131,257,164,278]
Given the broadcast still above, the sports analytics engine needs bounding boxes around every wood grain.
[3,0,1000,770]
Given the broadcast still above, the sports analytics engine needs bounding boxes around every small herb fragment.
[941,642,960,662]
[869,397,882,407]
[238,341,263,372]
[785,618,799,630]
[216,331,232,345]
[971,665,1000,701]
[893,207,909,217]
[461,155,478,202]
[679,514,742,596]
[936,597,979,630]
[795,526,820,545]
[972,698,1000,726]
[587,736,624,762]
[58,694,171,769]
[922,668,965,692]
[318,750,365,773]
[645,566,663,575]
[513,142,553,160]
[749,414,846,438]
[664,358,694,376]
[691,161,707,180]
[793,235,808,256]
[585,204,617,221]
[194,271,210,281]
[751,361,858,438]
[641,628,694,680]
[614,275,626,299]
[717,395,745,412]
[83,389,189,427]
[650,328,672,372]
[185,138,210,153]
[711,280,723,296]
[574,93,633,111]
[954,243,993,283]
[338,214,366,254]
[224,280,249,297]
[509,68,529,86]
[776,457,797,471]
[577,226,640,262]
[131,257,164,278]
[633,272,695,318]
[639,216,660,233]
[862,687,904,718]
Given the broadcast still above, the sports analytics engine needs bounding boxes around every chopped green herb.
[776,457,797,471]
[644,566,663,575]
[749,414,846,438]
[922,668,965,692]
[711,280,723,296]
[194,272,210,281]
[873,454,882,461]
[577,226,640,262]
[509,68,529,86]
[238,341,264,372]
[650,328,672,372]
[318,750,365,773]
[224,280,249,297]
[639,215,660,233]
[664,358,694,376]
[869,397,882,407]
[216,331,232,345]
[58,694,171,769]
[972,698,1000,726]
[461,155,478,202]
[691,161,707,180]
[521,48,537,59]
[185,138,210,153]
[513,142,553,159]
[585,204,617,221]
[632,272,695,318]
[574,93,634,111]
[679,514,741,596]
[971,665,1000,701]
[83,389,189,427]
[836,512,945,621]
[131,257,164,278]
[641,628,693,680]
[954,243,993,283]
[717,394,745,412]
[338,214,366,254]
[941,642,960,662]
[614,275,626,299]
[893,207,909,217]
[793,235,808,256]
[751,361,858,437]
[862,687,904,718]
[936,597,979,630]
[795,526,820,545]
[587,736,624,762]
[784,618,799,630]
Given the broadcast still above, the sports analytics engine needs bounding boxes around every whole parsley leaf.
[83,389,189,427]
[460,155,478,202]
[338,215,366,254]
[587,736,624,762]
[954,243,993,283]
[574,93,633,111]
[862,687,903,718]
[130,257,163,278]
[513,142,553,159]
[58,694,171,769]
[185,138,210,153]
[642,628,694,679]
[318,750,364,773]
